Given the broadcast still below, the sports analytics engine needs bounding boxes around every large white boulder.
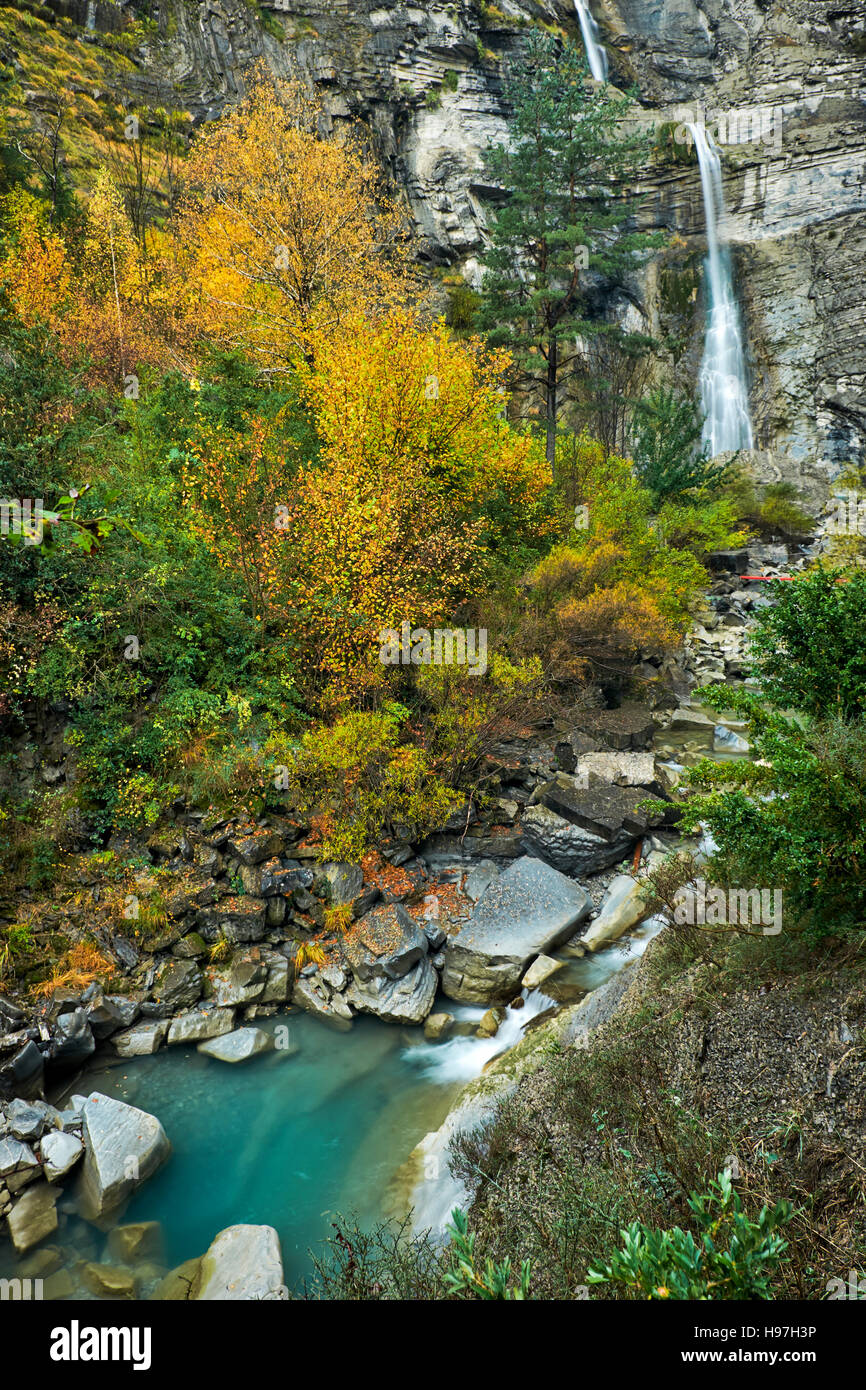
[194,1224,285,1300]
[77,1092,171,1221]
[441,856,592,1003]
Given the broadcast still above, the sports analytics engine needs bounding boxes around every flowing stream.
[688,123,754,455]
[574,0,608,82]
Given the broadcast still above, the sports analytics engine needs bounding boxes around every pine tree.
[476,32,661,473]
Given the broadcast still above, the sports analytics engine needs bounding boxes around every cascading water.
[574,0,608,82]
[687,122,754,456]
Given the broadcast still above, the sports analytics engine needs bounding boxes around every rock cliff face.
[122,1,866,483]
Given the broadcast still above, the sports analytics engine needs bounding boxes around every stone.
[0,1041,44,1101]
[207,952,268,1007]
[291,974,353,1031]
[441,856,592,1004]
[193,1224,285,1301]
[166,1007,235,1046]
[40,1130,84,1183]
[0,1135,39,1182]
[197,1027,273,1063]
[581,874,653,953]
[669,707,715,731]
[173,932,208,959]
[113,1020,169,1057]
[149,959,202,1012]
[227,828,285,865]
[259,859,313,895]
[107,1221,164,1265]
[476,1007,504,1039]
[573,704,656,751]
[345,903,428,982]
[50,1008,95,1070]
[260,953,291,1004]
[521,804,635,877]
[534,775,659,841]
[346,956,438,1025]
[575,750,660,791]
[43,1268,76,1300]
[522,954,565,990]
[85,994,133,1041]
[713,724,750,754]
[104,996,140,1029]
[6,1099,44,1142]
[7,1181,58,1253]
[316,862,364,905]
[82,1262,138,1299]
[197,897,267,944]
[77,1092,171,1221]
[423,1012,455,1042]
[151,1256,202,1301]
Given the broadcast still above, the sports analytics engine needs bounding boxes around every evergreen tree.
[476,32,660,472]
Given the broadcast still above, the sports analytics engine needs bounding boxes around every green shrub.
[588,1170,792,1300]
[632,387,728,505]
[746,568,866,718]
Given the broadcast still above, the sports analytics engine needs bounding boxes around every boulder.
[77,1092,171,1221]
[207,951,268,1007]
[573,704,656,751]
[713,724,750,753]
[40,1130,83,1183]
[149,959,202,1012]
[574,751,660,791]
[581,874,652,952]
[316,862,364,905]
[522,954,564,990]
[7,1181,58,1253]
[0,1041,44,1100]
[346,956,438,1025]
[291,974,353,1031]
[82,1262,138,1299]
[226,829,285,865]
[113,1020,169,1057]
[166,1007,235,1046]
[193,1224,285,1301]
[259,859,313,895]
[534,775,658,840]
[441,856,592,1004]
[50,1008,95,1070]
[0,1135,39,1184]
[197,1028,273,1063]
[344,903,428,983]
[85,994,136,1040]
[6,1099,44,1142]
[423,1012,455,1042]
[521,804,635,877]
[197,898,267,945]
[108,1221,164,1265]
[476,1007,504,1038]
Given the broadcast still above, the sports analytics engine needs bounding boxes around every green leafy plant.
[587,1170,792,1299]
[632,387,728,505]
[444,1208,532,1300]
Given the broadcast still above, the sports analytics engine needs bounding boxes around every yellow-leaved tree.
[184,310,553,707]
[175,71,414,368]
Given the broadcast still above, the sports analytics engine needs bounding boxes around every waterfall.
[85,0,96,31]
[687,122,754,456]
[574,0,608,83]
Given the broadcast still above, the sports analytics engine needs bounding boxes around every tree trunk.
[545,334,558,478]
